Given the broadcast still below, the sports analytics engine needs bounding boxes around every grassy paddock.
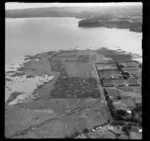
[64,62,94,78]
[49,77,100,98]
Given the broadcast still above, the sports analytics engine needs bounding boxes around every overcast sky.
[5,2,142,10]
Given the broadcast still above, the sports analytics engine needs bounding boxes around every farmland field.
[122,67,141,73]
[77,55,89,63]
[64,62,95,78]
[49,77,100,98]
[119,61,139,68]
[96,63,117,70]
[98,69,121,76]
[105,88,121,97]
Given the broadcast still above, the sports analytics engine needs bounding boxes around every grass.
[26,75,34,78]
[102,79,129,87]
[96,63,117,70]
[134,87,141,94]
[98,70,122,80]
[99,70,120,76]
[105,88,121,98]
[10,72,25,77]
[97,48,132,61]
[50,60,67,76]
[119,61,139,68]
[127,79,140,86]
[112,80,128,87]
[57,53,77,59]
[6,92,23,104]
[118,87,134,92]
[102,80,114,87]
[122,67,141,72]
[64,62,94,78]
[5,78,13,81]
[77,55,89,63]
[49,77,100,98]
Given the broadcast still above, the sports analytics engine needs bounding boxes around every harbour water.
[5,17,142,66]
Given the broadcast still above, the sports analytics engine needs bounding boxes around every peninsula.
[78,17,142,33]
[5,48,142,139]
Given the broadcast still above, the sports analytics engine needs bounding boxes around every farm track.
[48,50,77,63]
[8,99,102,138]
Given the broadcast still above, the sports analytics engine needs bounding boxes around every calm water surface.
[5,17,142,65]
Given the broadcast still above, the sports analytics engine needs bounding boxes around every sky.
[5,2,142,10]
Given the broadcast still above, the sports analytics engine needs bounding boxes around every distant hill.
[5,5,142,33]
[5,5,142,19]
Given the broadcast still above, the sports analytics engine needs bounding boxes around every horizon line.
[5,2,142,10]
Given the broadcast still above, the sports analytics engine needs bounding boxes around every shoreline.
[5,47,142,73]
[6,17,142,34]
[5,17,82,20]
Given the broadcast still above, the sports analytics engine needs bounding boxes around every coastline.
[5,47,142,73]
[6,16,142,33]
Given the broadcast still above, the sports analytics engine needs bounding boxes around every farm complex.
[95,60,141,122]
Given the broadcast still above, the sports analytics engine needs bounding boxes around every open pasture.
[118,61,139,68]
[64,62,95,78]
[49,77,100,98]
[95,63,117,70]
